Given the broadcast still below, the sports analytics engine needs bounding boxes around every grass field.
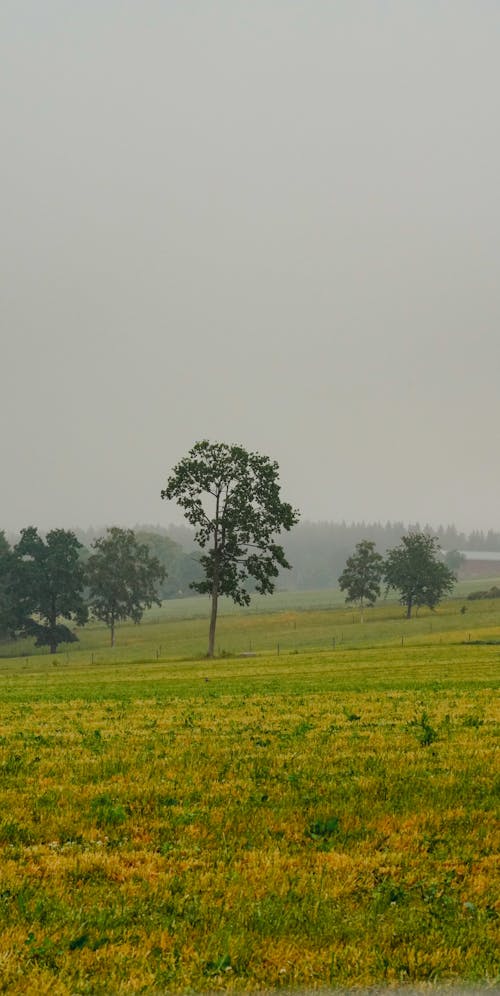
[2,582,500,665]
[0,594,499,993]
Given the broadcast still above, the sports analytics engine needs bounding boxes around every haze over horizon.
[2,2,499,537]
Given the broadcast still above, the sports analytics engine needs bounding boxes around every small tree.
[86,528,166,646]
[161,440,299,657]
[338,539,384,621]
[384,531,455,618]
[14,527,88,653]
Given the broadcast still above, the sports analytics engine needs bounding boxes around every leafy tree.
[161,440,299,657]
[14,527,88,653]
[384,531,455,618]
[86,528,166,646]
[338,539,384,621]
[0,532,23,639]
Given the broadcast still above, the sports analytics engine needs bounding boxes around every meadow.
[0,592,498,993]
[2,578,500,666]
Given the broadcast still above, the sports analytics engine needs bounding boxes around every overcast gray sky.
[2,1,499,535]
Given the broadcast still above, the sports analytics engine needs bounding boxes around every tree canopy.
[162,440,299,656]
[86,527,166,645]
[384,531,455,618]
[0,531,23,639]
[14,527,88,653]
[338,539,384,621]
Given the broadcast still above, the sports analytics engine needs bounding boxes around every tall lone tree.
[338,539,384,622]
[86,528,166,646]
[14,527,88,653]
[384,531,455,618]
[161,440,299,657]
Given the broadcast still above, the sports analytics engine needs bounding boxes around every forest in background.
[278,521,500,591]
[6,521,500,598]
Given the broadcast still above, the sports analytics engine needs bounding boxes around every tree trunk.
[207,585,218,658]
[49,600,57,654]
[406,596,413,619]
[207,502,221,658]
[110,618,115,647]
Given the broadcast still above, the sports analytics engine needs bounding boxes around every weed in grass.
[410,710,439,746]
[2,752,27,776]
[80,728,104,752]
[463,713,484,728]
[203,953,233,978]
[0,819,33,846]
[343,707,361,721]
[89,794,127,828]
[372,877,407,912]
[24,931,61,970]
[293,720,315,736]
[307,816,340,839]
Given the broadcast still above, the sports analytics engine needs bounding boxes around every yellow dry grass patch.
[0,649,498,992]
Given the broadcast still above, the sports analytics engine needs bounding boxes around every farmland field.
[2,583,500,665]
[0,596,499,993]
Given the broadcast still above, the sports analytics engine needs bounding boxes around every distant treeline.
[6,520,499,597]
[277,521,500,591]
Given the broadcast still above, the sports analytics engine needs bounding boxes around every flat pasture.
[0,599,499,992]
[2,586,500,665]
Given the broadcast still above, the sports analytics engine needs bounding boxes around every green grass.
[0,594,498,992]
[2,582,500,666]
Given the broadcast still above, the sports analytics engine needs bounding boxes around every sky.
[2,1,500,536]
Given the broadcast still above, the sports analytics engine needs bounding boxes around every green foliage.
[0,531,23,639]
[307,816,340,839]
[384,532,455,618]
[462,714,484,729]
[0,818,32,846]
[86,528,165,646]
[90,793,127,828]
[277,520,500,593]
[14,527,88,653]
[338,539,383,619]
[162,440,299,656]
[134,530,203,598]
[410,710,439,747]
[467,585,500,601]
